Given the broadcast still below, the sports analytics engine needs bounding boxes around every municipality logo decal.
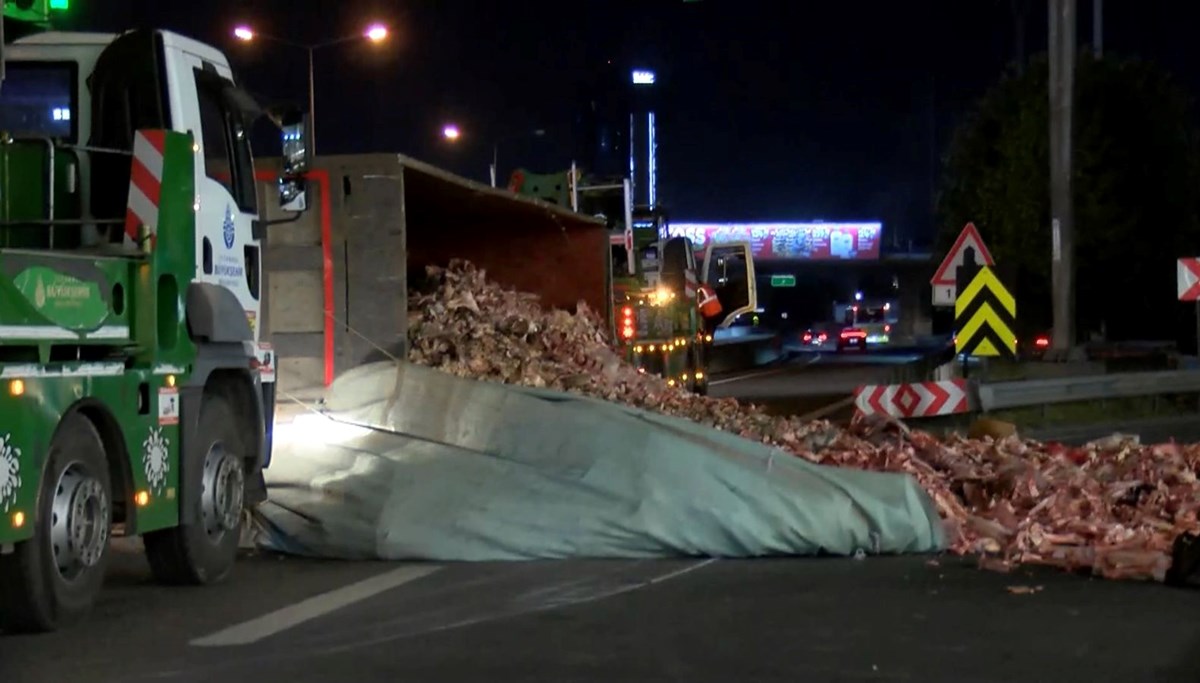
[222,206,236,249]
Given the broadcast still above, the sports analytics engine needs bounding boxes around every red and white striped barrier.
[854,379,971,418]
[124,128,166,247]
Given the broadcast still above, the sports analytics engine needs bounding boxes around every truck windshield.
[0,61,76,142]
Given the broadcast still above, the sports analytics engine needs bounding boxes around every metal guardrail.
[977,369,1200,412]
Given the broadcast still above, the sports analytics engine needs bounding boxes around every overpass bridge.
[666,222,938,342]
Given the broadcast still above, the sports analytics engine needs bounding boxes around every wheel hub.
[49,464,110,581]
[201,443,244,539]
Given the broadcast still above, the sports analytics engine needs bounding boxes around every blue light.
[632,69,656,85]
[647,112,656,206]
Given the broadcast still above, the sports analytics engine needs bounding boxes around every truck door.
[701,242,757,328]
[167,51,263,342]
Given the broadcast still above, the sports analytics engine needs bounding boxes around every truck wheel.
[0,413,112,633]
[144,393,244,586]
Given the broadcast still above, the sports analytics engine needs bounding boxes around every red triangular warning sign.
[931,222,995,286]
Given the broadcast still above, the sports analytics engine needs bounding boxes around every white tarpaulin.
[254,362,946,560]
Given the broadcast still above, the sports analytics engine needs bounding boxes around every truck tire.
[144,392,244,586]
[0,413,112,633]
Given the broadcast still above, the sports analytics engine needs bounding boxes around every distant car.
[800,329,829,347]
[1023,331,1052,360]
[837,327,867,352]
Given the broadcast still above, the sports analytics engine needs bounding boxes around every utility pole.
[1049,0,1076,352]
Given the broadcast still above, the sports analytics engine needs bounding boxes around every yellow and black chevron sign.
[954,266,1016,357]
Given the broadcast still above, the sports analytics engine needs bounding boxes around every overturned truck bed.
[255,361,946,561]
[255,153,611,397]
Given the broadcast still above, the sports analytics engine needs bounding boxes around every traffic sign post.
[931,222,995,307]
[1177,258,1200,354]
[954,266,1017,359]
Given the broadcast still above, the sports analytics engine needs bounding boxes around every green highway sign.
[770,274,796,288]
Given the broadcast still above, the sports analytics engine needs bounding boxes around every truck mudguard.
[186,282,253,343]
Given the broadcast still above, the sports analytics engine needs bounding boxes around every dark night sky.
[54,1,1200,247]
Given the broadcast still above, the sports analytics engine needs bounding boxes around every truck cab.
[0,23,310,633]
[3,29,273,347]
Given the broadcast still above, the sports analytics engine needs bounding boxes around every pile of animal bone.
[407,260,1200,583]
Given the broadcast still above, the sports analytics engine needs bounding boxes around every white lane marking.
[321,558,720,655]
[190,565,441,647]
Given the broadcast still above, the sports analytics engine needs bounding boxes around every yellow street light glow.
[9,379,24,396]
[135,491,150,507]
[695,371,705,380]
[442,124,461,141]
[233,26,255,41]
[365,23,388,42]
[12,511,25,528]
[166,374,177,388]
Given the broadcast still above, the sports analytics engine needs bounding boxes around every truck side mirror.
[278,111,311,212]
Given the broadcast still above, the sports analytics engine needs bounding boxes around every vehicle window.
[193,69,258,215]
[0,62,77,142]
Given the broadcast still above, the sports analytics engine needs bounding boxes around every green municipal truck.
[0,2,311,632]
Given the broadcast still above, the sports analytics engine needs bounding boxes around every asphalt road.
[710,351,917,400]
[1029,414,1200,446]
[7,540,1200,682]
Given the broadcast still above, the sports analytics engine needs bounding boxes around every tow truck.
[509,165,757,393]
[0,1,310,632]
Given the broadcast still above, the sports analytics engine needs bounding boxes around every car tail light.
[1035,336,1050,348]
[840,328,866,339]
[802,332,813,343]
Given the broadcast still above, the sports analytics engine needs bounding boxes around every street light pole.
[1049,0,1076,352]
[307,45,316,156]
[232,23,388,159]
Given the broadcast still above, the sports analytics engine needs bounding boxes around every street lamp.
[232,22,389,156]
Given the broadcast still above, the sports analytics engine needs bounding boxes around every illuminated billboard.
[667,222,882,261]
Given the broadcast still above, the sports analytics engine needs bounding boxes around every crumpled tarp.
[254,361,946,560]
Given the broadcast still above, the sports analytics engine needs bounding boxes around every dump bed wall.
[255,154,608,397]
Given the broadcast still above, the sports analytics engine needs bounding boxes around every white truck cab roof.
[12,31,118,46]
[11,30,231,69]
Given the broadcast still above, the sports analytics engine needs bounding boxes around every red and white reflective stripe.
[853,380,971,418]
[124,129,166,245]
